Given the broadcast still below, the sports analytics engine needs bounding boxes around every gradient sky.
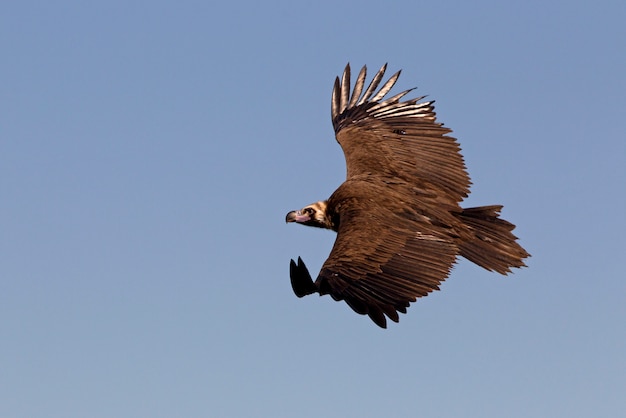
[2,1,625,417]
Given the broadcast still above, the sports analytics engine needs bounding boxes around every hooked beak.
[286,210,310,223]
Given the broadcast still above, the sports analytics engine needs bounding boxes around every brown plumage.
[286,63,529,328]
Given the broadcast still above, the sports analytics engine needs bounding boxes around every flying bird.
[286,63,529,328]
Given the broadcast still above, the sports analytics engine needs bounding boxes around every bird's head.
[286,201,334,230]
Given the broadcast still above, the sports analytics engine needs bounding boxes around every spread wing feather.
[339,66,350,115]
[348,65,367,108]
[357,63,387,105]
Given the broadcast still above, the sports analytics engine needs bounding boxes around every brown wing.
[331,63,471,204]
[312,180,461,328]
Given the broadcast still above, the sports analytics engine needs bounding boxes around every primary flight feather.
[286,63,529,328]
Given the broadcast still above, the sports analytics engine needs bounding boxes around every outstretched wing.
[290,180,462,328]
[331,63,471,204]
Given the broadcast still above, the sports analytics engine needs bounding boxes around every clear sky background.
[1,1,625,417]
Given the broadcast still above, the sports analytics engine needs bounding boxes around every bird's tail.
[457,205,530,274]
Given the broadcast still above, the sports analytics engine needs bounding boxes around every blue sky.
[1,1,625,417]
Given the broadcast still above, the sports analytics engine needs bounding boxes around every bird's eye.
[303,207,314,215]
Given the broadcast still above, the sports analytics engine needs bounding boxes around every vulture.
[286,63,529,328]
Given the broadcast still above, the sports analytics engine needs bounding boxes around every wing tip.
[289,257,317,298]
[333,62,440,131]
